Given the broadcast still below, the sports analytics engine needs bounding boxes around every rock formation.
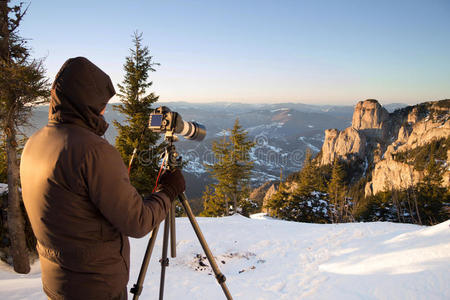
[352,99,389,139]
[261,183,279,213]
[320,127,366,165]
[249,181,277,208]
[318,99,450,196]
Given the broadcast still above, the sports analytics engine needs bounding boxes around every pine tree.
[200,185,228,217]
[206,134,231,215]
[416,151,447,224]
[265,150,330,223]
[264,186,290,219]
[294,149,324,195]
[327,158,347,223]
[203,119,254,216]
[227,119,255,212]
[113,31,161,196]
[0,1,50,273]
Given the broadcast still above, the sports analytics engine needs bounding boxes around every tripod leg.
[131,224,161,300]
[170,204,177,258]
[159,213,171,300]
[178,193,233,300]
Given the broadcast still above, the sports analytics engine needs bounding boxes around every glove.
[157,168,185,201]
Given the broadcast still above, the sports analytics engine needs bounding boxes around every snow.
[249,213,278,220]
[182,161,207,175]
[215,129,230,137]
[0,216,449,299]
[248,138,289,173]
[182,152,207,175]
[298,136,321,152]
[246,122,285,135]
[271,108,290,113]
[262,143,283,153]
[0,183,7,195]
[249,170,279,182]
[362,157,369,176]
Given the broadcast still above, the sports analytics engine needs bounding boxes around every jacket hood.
[49,57,116,136]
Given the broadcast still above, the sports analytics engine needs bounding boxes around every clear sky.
[19,0,450,105]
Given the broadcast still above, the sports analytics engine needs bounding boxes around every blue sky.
[19,0,450,105]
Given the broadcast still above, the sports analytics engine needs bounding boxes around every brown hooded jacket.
[20,57,171,299]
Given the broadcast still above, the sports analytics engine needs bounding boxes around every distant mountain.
[23,102,357,199]
[383,102,410,113]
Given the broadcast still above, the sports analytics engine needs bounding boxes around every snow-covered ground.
[0,215,449,299]
[0,183,7,195]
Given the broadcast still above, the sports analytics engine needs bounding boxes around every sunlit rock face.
[352,99,389,139]
[319,99,450,196]
[319,99,384,166]
[320,127,366,165]
[262,183,279,214]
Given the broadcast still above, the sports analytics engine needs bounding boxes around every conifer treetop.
[112,31,161,196]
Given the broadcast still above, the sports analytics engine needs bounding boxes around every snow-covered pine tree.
[0,0,50,273]
[264,185,289,219]
[265,149,329,223]
[113,31,161,196]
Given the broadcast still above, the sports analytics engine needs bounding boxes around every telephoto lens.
[179,121,206,141]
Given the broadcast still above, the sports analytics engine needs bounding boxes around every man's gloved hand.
[157,168,186,202]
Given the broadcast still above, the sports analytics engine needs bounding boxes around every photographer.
[20,57,185,300]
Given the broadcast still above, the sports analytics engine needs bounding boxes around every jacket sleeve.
[81,141,171,238]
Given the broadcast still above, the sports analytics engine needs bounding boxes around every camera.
[149,106,206,141]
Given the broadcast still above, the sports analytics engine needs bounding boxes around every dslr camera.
[149,106,206,141]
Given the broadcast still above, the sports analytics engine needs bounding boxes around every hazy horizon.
[34,99,417,108]
[108,98,417,107]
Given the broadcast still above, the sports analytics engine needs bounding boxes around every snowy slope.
[0,216,449,300]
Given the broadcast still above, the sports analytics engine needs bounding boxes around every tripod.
[130,136,233,300]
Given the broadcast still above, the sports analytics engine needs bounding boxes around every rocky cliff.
[318,99,450,196]
[261,183,279,214]
[249,181,277,209]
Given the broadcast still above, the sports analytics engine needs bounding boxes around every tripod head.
[162,134,183,171]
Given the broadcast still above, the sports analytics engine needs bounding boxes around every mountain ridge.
[316,99,449,195]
